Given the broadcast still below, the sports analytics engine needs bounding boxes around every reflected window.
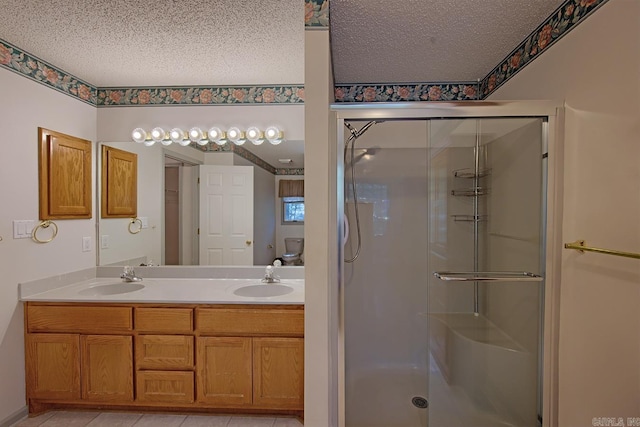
[347,183,389,236]
[283,197,305,224]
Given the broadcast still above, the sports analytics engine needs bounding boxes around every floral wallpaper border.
[0,38,97,105]
[0,0,612,106]
[97,86,305,106]
[334,83,480,103]
[305,0,329,28]
[480,0,609,98]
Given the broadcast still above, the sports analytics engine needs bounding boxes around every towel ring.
[32,220,58,243]
[128,217,143,234]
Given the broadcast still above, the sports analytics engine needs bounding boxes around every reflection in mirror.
[97,140,304,267]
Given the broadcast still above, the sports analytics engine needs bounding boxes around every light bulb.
[207,127,226,145]
[132,128,147,143]
[170,128,186,145]
[150,127,166,142]
[227,127,245,145]
[189,127,207,145]
[265,126,283,144]
[246,126,264,145]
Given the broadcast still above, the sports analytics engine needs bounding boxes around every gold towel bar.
[564,240,640,260]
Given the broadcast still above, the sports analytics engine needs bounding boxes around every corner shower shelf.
[450,187,489,197]
[433,271,543,282]
[453,168,492,179]
[451,215,488,222]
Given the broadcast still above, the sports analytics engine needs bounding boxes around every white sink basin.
[233,284,294,298]
[78,282,145,296]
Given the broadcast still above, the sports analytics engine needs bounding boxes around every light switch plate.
[101,234,109,249]
[13,220,35,239]
[140,217,149,229]
[82,236,92,252]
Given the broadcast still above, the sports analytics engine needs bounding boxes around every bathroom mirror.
[96,138,304,267]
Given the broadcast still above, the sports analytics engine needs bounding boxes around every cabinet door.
[196,337,252,406]
[253,337,304,409]
[26,334,80,400]
[81,335,133,402]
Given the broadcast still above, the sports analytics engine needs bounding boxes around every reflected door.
[199,165,254,265]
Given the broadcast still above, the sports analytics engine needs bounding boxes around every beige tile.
[274,418,303,426]
[86,412,143,427]
[180,415,231,426]
[227,417,275,427]
[40,411,100,427]
[12,411,55,426]
[132,414,186,427]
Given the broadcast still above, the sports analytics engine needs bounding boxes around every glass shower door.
[427,118,545,427]
[341,117,546,427]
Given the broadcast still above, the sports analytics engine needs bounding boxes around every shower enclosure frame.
[329,101,565,427]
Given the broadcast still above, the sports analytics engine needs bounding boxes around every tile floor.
[12,411,303,427]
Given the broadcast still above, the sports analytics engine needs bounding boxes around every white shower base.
[345,364,429,427]
[429,313,538,427]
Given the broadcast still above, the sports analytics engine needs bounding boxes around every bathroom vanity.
[21,276,304,418]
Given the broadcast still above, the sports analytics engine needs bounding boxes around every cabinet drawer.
[197,307,304,337]
[27,305,132,333]
[135,308,193,333]
[136,335,194,370]
[136,371,194,403]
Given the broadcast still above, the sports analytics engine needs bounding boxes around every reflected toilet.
[282,238,304,265]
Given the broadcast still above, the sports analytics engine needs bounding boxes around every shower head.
[344,120,384,142]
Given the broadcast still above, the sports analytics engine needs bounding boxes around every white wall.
[0,68,97,422]
[489,1,640,425]
[304,28,337,427]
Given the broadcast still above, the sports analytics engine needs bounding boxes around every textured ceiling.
[0,0,570,169]
[330,0,565,84]
[0,0,304,87]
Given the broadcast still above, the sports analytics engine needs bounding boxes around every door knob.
[246,240,252,246]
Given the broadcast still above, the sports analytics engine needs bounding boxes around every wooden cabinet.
[136,335,194,370]
[137,370,194,403]
[25,302,303,416]
[196,306,304,411]
[134,308,195,404]
[101,145,137,218]
[81,335,133,402]
[38,128,92,220]
[253,338,304,409]
[25,305,134,409]
[197,337,252,406]
[25,334,80,400]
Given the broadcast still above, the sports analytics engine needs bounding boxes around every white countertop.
[20,277,304,305]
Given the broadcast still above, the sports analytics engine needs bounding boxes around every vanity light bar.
[131,126,284,147]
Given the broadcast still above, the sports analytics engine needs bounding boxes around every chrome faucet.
[262,260,281,284]
[120,266,143,282]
